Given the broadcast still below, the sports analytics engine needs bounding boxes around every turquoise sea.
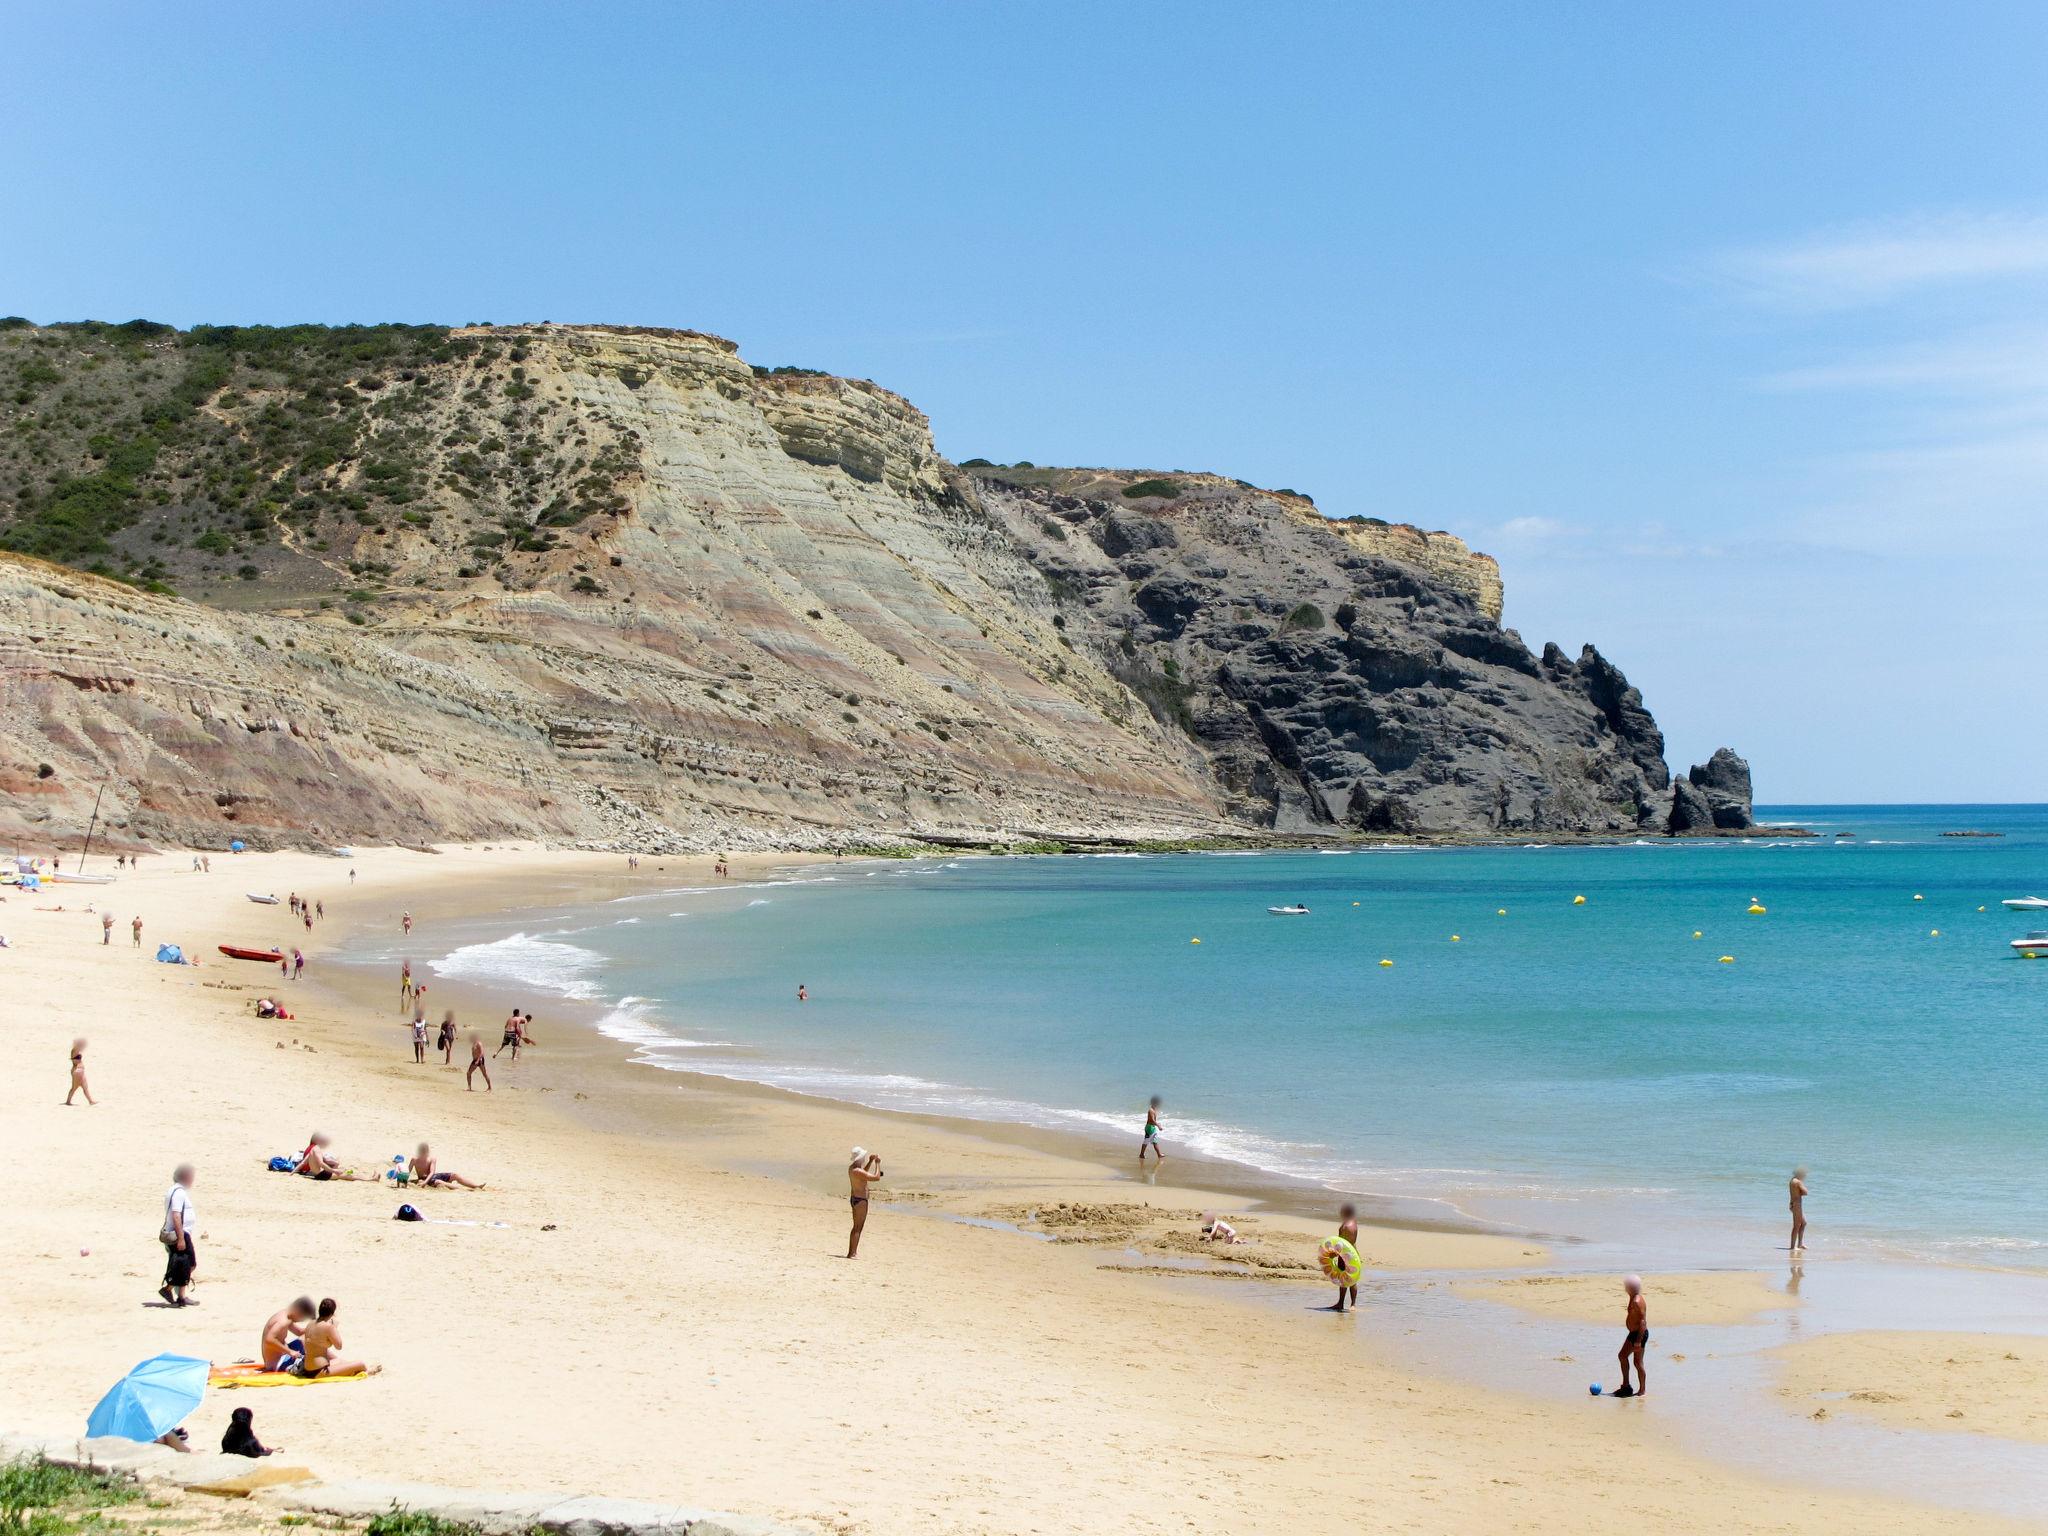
[412,806,2048,1267]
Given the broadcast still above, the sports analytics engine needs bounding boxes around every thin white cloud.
[1763,329,2048,396]
[1709,211,2048,310]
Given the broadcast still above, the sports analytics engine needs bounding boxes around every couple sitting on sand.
[259,1295,381,1378]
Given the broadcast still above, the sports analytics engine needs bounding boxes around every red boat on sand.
[219,945,286,964]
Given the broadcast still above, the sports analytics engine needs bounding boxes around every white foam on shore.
[428,932,606,1000]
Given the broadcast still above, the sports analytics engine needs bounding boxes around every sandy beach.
[2,845,2042,1534]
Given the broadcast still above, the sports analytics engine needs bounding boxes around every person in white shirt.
[160,1165,197,1306]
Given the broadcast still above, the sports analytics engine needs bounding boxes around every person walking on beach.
[1788,1167,1809,1252]
[467,1033,492,1092]
[411,1013,428,1064]
[847,1147,884,1258]
[348,868,355,885]
[131,915,143,947]
[496,1010,524,1059]
[1140,1096,1165,1164]
[399,961,413,1010]
[402,910,413,936]
[1336,1203,1361,1311]
[316,899,324,921]
[291,948,305,980]
[1613,1276,1648,1397]
[160,1164,197,1307]
[101,911,113,945]
[437,1010,457,1064]
[65,1038,94,1106]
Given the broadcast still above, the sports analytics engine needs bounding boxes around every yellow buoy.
[1978,906,1986,913]
[1351,901,1360,907]
[1450,934,1461,942]
[1692,930,1703,939]
[1913,894,1924,901]
[1930,929,1940,937]
[1718,955,1735,963]
[1497,907,1507,916]
[1379,958,1393,967]
[1747,903,1767,915]
[1572,894,1586,905]
[1190,938,1201,945]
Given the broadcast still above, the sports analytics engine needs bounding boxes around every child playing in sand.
[847,1147,884,1258]
[1200,1213,1241,1243]
[1788,1167,1809,1251]
[1613,1276,1648,1397]
[1140,1097,1164,1163]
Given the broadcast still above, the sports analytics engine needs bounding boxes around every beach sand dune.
[0,847,2034,1535]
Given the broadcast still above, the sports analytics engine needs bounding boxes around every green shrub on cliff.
[1121,477,1181,500]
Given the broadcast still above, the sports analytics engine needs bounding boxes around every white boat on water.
[2002,897,2048,912]
[1268,904,1311,915]
[247,893,281,905]
[2013,932,2048,957]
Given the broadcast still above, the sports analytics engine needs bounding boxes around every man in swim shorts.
[467,1033,492,1092]
[1140,1096,1164,1164]
[409,1142,484,1189]
[847,1147,883,1259]
[1614,1275,1648,1397]
[261,1296,316,1369]
[1788,1167,1809,1252]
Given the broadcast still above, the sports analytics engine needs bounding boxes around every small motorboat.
[1268,904,1311,916]
[219,945,286,964]
[2012,932,2048,957]
[2002,897,2048,912]
[247,893,281,905]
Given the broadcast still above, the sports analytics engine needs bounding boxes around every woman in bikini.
[65,1038,95,1106]
[437,1010,457,1064]
[292,1298,379,1378]
[847,1147,884,1258]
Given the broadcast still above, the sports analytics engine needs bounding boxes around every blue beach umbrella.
[86,1354,208,1442]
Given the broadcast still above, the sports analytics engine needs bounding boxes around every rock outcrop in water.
[0,320,1750,849]
[1669,748,1755,832]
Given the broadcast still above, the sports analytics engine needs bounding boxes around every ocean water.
[405,806,2048,1266]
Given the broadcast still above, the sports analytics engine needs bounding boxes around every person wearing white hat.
[847,1146,884,1258]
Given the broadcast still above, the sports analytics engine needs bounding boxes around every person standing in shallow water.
[847,1147,883,1258]
[1613,1276,1648,1397]
[1788,1167,1809,1251]
[1140,1096,1164,1163]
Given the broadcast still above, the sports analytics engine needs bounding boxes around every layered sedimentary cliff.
[0,320,1749,849]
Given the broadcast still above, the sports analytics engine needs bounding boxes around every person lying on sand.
[847,1146,883,1259]
[1613,1275,1648,1397]
[290,1297,380,1378]
[261,1296,316,1369]
[409,1143,484,1189]
[294,1133,372,1181]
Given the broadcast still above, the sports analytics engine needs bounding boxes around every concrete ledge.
[4,1430,806,1535]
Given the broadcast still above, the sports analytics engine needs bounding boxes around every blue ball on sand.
[1589,1383,1603,1396]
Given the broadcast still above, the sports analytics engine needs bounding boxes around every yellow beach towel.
[210,1366,369,1389]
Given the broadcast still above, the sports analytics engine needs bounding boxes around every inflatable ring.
[1318,1235,1362,1286]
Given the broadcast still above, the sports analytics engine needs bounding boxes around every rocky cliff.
[0,319,1749,850]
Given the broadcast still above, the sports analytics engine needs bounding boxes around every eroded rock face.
[0,323,1741,848]
[977,476,1679,835]
[1687,748,1756,830]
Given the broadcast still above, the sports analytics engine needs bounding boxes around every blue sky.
[6,3,2044,801]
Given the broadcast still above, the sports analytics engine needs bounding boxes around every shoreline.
[5,844,2044,1533]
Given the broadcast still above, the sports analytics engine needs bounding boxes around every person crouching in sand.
[1789,1166,1809,1252]
[290,1297,379,1378]
[261,1296,316,1370]
[467,1033,491,1092]
[410,1143,484,1189]
[1613,1276,1648,1398]
[847,1147,883,1258]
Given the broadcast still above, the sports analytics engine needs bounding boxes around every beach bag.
[267,1156,295,1173]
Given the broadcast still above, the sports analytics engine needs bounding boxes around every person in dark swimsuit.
[437,1011,457,1064]
[847,1147,883,1258]
[1614,1275,1648,1397]
[66,1038,94,1106]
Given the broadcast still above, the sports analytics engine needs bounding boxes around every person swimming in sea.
[1788,1167,1809,1251]
[847,1146,883,1258]
[1140,1096,1164,1164]
[1613,1275,1648,1397]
